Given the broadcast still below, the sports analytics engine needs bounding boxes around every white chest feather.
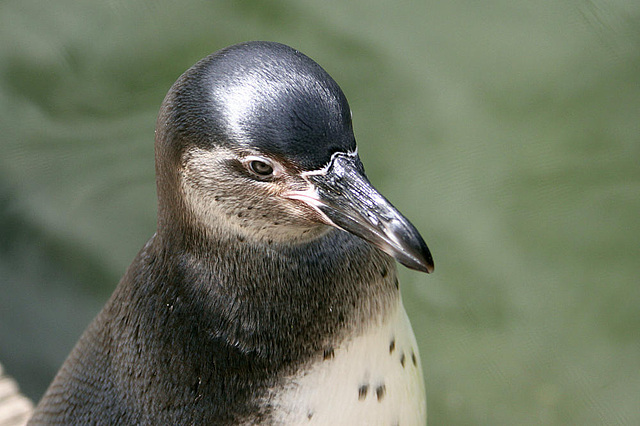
[268,299,426,426]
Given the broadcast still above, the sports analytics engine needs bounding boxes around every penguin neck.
[127,228,399,370]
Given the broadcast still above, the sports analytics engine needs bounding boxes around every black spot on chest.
[375,384,386,401]
[358,384,369,400]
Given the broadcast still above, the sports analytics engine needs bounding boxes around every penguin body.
[270,298,426,424]
[30,41,432,425]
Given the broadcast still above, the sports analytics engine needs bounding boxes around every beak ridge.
[286,153,434,273]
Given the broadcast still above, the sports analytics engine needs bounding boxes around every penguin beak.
[285,153,434,273]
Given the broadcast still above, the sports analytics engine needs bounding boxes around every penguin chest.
[268,300,426,425]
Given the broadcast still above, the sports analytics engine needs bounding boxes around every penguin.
[0,362,33,426]
[29,41,434,425]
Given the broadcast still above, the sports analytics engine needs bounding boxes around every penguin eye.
[248,160,274,177]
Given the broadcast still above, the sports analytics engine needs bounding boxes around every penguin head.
[156,41,433,273]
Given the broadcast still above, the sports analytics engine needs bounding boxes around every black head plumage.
[168,41,356,171]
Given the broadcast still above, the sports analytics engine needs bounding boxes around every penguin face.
[165,42,353,243]
[180,144,332,243]
[160,42,433,272]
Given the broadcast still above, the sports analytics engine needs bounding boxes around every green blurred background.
[1,0,639,424]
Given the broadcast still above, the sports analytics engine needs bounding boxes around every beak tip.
[409,239,435,274]
[426,262,435,274]
[424,253,435,273]
[398,248,434,274]
[412,257,435,274]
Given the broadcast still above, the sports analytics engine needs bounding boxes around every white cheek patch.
[180,147,245,237]
[179,147,330,242]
